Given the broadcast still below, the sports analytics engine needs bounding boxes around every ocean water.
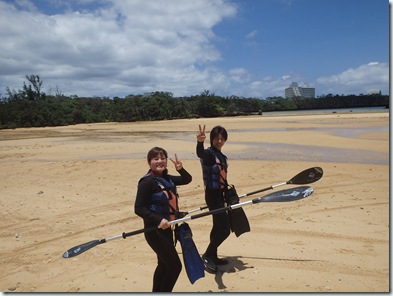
[261,106,388,116]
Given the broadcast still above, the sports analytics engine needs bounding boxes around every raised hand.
[169,153,183,171]
[196,124,206,142]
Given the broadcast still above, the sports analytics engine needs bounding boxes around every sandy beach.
[0,110,389,293]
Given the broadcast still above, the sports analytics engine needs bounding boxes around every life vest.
[141,173,179,221]
[201,148,227,190]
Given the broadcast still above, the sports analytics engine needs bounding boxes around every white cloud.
[224,71,310,98]
[13,0,38,12]
[316,62,389,95]
[228,68,250,84]
[243,62,389,98]
[246,30,258,39]
[0,0,236,97]
[0,1,388,99]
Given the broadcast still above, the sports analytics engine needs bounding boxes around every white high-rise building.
[285,82,315,98]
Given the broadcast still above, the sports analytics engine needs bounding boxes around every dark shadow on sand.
[207,255,322,290]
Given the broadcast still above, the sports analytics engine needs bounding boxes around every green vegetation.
[0,75,389,129]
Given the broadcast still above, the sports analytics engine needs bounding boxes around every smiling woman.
[134,146,193,292]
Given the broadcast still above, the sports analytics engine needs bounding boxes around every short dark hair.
[147,147,168,163]
[210,125,228,146]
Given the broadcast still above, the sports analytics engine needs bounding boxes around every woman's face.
[149,153,167,175]
[212,134,226,151]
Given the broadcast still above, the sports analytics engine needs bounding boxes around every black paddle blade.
[288,167,323,185]
[62,239,102,258]
[254,186,313,203]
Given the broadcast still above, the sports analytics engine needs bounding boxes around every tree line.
[0,75,389,129]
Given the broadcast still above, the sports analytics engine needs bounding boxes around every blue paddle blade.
[254,186,313,203]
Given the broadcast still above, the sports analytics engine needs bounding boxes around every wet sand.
[0,111,389,292]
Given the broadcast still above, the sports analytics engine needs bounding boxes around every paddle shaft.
[187,182,287,214]
[63,185,315,258]
[186,166,322,214]
[122,200,248,239]
[239,182,287,197]
[63,194,257,258]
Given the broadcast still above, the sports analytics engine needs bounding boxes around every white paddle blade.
[253,186,314,203]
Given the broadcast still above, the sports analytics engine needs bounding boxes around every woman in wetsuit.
[134,147,192,292]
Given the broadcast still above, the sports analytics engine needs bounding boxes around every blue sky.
[0,0,389,98]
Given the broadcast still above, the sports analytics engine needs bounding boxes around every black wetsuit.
[196,142,231,260]
[134,168,192,292]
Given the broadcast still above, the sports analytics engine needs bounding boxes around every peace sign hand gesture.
[196,124,206,142]
[169,153,183,171]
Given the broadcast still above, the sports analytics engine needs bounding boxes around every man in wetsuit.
[196,124,230,273]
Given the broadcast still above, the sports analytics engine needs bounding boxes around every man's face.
[212,135,226,151]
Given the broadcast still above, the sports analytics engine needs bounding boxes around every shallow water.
[166,126,389,165]
[11,118,387,165]
[229,125,388,139]
[226,142,388,165]
[74,139,388,165]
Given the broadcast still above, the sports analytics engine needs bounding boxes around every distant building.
[285,82,315,99]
